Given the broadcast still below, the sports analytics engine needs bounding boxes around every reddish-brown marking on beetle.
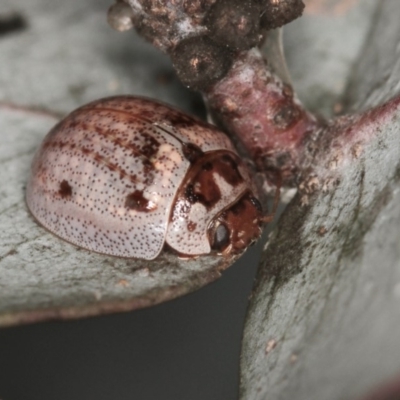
[59,180,72,198]
[141,133,160,158]
[182,142,204,163]
[217,154,243,186]
[125,190,157,212]
[216,192,263,253]
[187,221,197,232]
[177,150,245,210]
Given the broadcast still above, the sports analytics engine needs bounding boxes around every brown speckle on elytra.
[26,96,264,260]
[187,221,197,232]
[59,180,72,198]
[182,142,204,163]
[125,190,157,212]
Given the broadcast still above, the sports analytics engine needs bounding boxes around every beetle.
[26,96,264,260]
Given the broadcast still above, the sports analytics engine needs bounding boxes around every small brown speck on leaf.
[116,279,129,287]
[290,353,298,364]
[318,226,328,236]
[265,339,277,355]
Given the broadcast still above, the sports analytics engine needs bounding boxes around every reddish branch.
[205,49,317,185]
[109,0,322,187]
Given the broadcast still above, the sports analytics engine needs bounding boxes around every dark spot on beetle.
[221,154,234,164]
[182,142,204,163]
[184,177,221,208]
[187,221,197,232]
[48,140,66,150]
[127,141,141,156]
[81,147,91,155]
[114,137,123,147]
[136,110,155,120]
[227,198,243,215]
[166,110,215,131]
[185,184,200,204]
[80,122,89,131]
[141,133,160,158]
[59,180,72,198]
[142,159,155,173]
[107,162,118,172]
[202,162,213,171]
[215,154,243,186]
[142,159,155,185]
[193,171,222,208]
[93,153,103,163]
[125,190,156,212]
[167,112,194,127]
[67,120,80,130]
[0,12,27,36]
[129,174,137,183]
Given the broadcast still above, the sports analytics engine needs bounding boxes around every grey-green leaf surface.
[285,0,377,118]
[240,1,400,399]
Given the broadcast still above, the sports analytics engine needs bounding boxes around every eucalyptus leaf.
[240,1,400,399]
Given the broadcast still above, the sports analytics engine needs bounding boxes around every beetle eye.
[211,223,230,251]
